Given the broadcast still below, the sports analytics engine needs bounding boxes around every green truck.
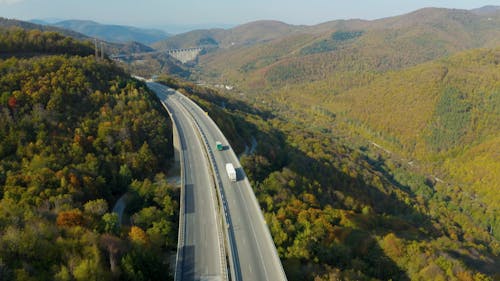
[216,141,223,151]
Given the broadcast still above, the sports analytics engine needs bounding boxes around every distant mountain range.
[470,5,500,15]
[154,5,500,52]
[1,17,88,40]
[162,6,500,89]
[152,20,304,50]
[0,17,154,55]
[31,19,170,45]
[154,23,235,35]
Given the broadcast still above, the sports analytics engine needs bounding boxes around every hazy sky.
[0,0,497,29]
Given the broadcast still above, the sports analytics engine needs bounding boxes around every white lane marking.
[237,181,270,280]
[152,84,225,278]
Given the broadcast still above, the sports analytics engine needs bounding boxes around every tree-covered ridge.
[321,48,500,248]
[0,17,89,41]
[194,8,500,91]
[160,8,500,280]
[0,53,176,280]
[158,76,499,281]
[330,48,500,154]
[239,46,500,255]
[0,27,94,57]
[300,31,364,55]
[0,24,156,62]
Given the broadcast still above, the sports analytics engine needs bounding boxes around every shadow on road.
[185,184,195,214]
[181,245,195,280]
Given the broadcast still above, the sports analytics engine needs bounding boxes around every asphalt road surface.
[148,82,226,281]
[148,82,287,281]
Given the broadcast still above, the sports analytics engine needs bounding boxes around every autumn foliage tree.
[57,209,84,227]
[129,226,149,245]
[0,29,176,280]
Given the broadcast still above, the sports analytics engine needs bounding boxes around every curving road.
[149,82,226,281]
[147,82,287,281]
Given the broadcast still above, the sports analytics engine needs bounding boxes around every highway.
[147,82,287,281]
[148,82,227,281]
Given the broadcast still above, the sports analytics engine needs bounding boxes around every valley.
[0,3,499,281]
[152,6,500,280]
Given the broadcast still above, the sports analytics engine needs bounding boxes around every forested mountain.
[152,20,302,50]
[49,20,169,45]
[154,6,500,59]
[0,18,184,83]
[1,4,499,281]
[0,28,94,57]
[471,5,500,15]
[269,46,500,244]
[151,5,500,281]
[0,17,88,40]
[0,28,177,280]
[158,75,500,280]
[329,47,500,237]
[1,18,155,55]
[193,7,500,89]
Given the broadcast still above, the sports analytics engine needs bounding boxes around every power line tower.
[94,39,98,59]
[100,42,104,60]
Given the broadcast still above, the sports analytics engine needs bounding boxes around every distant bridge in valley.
[165,47,203,63]
[110,47,204,64]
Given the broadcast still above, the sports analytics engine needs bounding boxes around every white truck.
[225,163,237,182]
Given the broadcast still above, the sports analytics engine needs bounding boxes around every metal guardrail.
[190,110,239,281]
[158,97,185,281]
[177,94,288,281]
[151,81,287,281]
[175,97,241,281]
[171,95,230,281]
